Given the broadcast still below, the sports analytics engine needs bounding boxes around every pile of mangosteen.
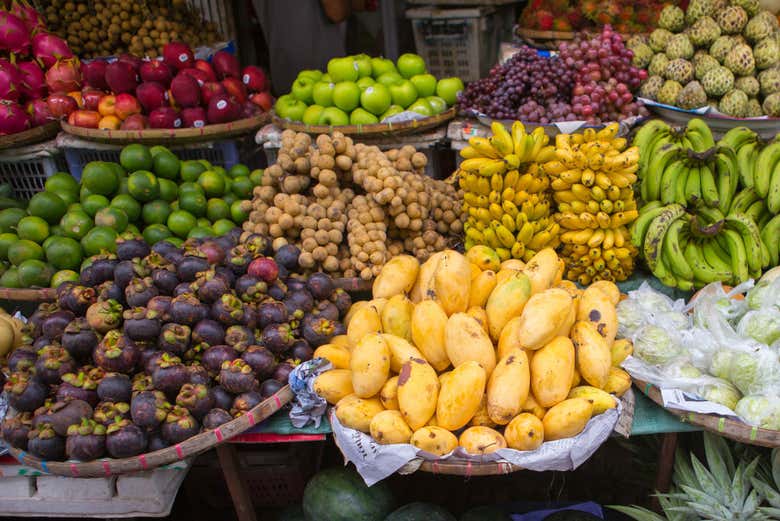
[1,230,349,462]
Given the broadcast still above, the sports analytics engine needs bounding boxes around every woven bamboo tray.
[273,107,456,137]
[515,27,577,49]
[0,122,61,151]
[4,384,293,477]
[60,113,270,145]
[634,378,780,447]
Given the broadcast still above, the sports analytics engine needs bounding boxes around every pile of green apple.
[274,53,464,126]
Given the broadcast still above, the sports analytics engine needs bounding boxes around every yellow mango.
[369,298,389,315]
[313,344,351,369]
[346,304,382,347]
[335,394,385,433]
[568,385,618,415]
[382,334,424,373]
[555,280,582,298]
[410,300,451,372]
[370,410,413,444]
[553,258,566,286]
[577,287,618,347]
[530,336,575,408]
[487,349,530,425]
[509,288,574,351]
[570,367,581,388]
[555,301,577,338]
[411,426,457,456]
[445,313,496,376]
[603,367,631,396]
[497,318,522,361]
[469,262,481,281]
[344,301,368,328]
[522,248,560,295]
[466,245,501,271]
[436,361,486,430]
[522,393,547,419]
[434,249,472,316]
[350,333,391,398]
[485,272,532,342]
[397,358,439,430]
[589,280,621,305]
[426,416,438,427]
[331,334,353,351]
[495,268,521,287]
[500,259,525,271]
[505,413,544,451]
[571,321,611,389]
[372,254,419,299]
[542,397,593,441]
[611,338,633,367]
[469,395,497,427]
[468,270,497,309]
[380,376,399,410]
[313,369,354,404]
[459,426,507,455]
[380,295,414,341]
[410,251,444,303]
[466,306,490,335]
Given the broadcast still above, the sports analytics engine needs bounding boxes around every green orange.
[0,233,18,260]
[142,200,172,225]
[228,164,250,178]
[197,170,226,197]
[212,219,236,236]
[120,144,153,172]
[27,191,67,225]
[44,236,83,271]
[0,266,19,287]
[50,269,79,287]
[8,239,44,265]
[94,207,129,232]
[82,194,110,218]
[179,190,207,218]
[250,169,266,186]
[158,178,178,202]
[81,161,119,196]
[206,199,230,222]
[231,176,254,199]
[16,216,49,243]
[142,224,172,245]
[0,208,26,233]
[81,226,118,256]
[180,160,207,182]
[167,210,197,238]
[17,259,54,287]
[188,226,213,239]
[153,151,181,180]
[127,170,160,202]
[230,200,249,223]
[60,211,94,240]
[45,172,79,198]
[110,194,142,222]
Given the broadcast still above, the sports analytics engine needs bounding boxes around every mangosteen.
[62,317,99,361]
[199,239,226,265]
[202,408,232,429]
[273,361,295,384]
[173,282,195,297]
[260,379,283,399]
[241,345,276,379]
[147,431,170,451]
[131,390,171,428]
[122,307,161,342]
[275,244,301,271]
[161,406,200,444]
[152,240,177,258]
[227,227,242,244]
[116,237,150,261]
[106,419,147,458]
[231,391,262,417]
[286,278,306,292]
[97,373,132,403]
[45,399,94,436]
[35,345,77,385]
[307,272,335,299]
[210,386,234,411]
[267,281,287,301]
[90,256,119,285]
[182,342,206,363]
[57,367,103,406]
[94,330,139,374]
[313,301,340,322]
[256,301,288,329]
[330,288,352,317]
[201,344,237,375]
[176,383,214,419]
[2,412,32,449]
[291,340,313,363]
[244,234,271,256]
[214,235,234,253]
[151,353,188,399]
[125,277,159,308]
[41,310,75,341]
[218,359,258,394]
[86,299,123,334]
[132,373,154,395]
[211,294,248,326]
[32,336,51,350]
[58,285,96,316]
[65,419,106,461]
[234,275,267,304]
[215,266,236,287]
[158,323,191,356]
[138,349,162,375]
[193,270,229,303]
[79,265,98,287]
[177,256,210,282]
[93,401,130,426]
[302,315,338,348]
[192,319,225,347]
[227,245,252,276]
[152,268,179,296]
[147,295,173,321]
[261,323,296,354]
[170,293,208,325]
[29,303,59,337]
[284,290,314,315]
[187,363,210,385]
[225,325,254,352]
[28,424,66,461]
[114,259,150,290]
[54,281,76,301]
[7,346,37,372]
[96,280,125,304]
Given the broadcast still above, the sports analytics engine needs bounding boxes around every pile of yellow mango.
[313,245,633,456]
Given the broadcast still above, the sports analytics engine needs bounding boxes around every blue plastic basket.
[0,152,69,200]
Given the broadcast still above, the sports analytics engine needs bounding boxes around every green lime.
[163,237,183,247]
[180,160,207,182]
[158,178,178,202]
[8,239,44,265]
[206,198,230,222]
[222,193,237,206]
[250,169,266,186]
[212,166,226,177]
[68,203,83,213]
[230,200,249,223]
[142,200,172,225]
[50,269,79,288]
[79,185,93,201]
[49,225,64,236]
[142,224,172,245]
[81,162,120,196]
[109,162,126,178]
[42,236,56,250]
[81,226,118,256]
[82,195,110,218]
[17,259,54,287]
[0,208,26,233]
[28,191,67,225]
[212,219,236,236]
[179,191,207,218]
[120,144,153,172]
[153,151,181,180]
[178,182,203,195]
[196,218,211,228]
[222,176,232,196]
[94,207,128,232]
[44,236,83,271]
[54,190,78,206]
[197,171,226,197]
[0,233,18,260]
[117,176,130,195]
[125,223,140,235]
[110,194,142,223]
[127,170,160,202]
[228,164,250,178]
[149,145,171,157]
[16,216,49,244]
[197,159,212,170]
[0,266,20,287]
[167,210,197,238]
[60,211,94,240]
[188,226,213,239]
[230,176,254,199]
[45,172,79,198]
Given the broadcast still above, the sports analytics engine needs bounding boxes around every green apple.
[370,57,397,78]
[291,76,315,104]
[360,84,391,116]
[353,54,373,78]
[321,73,332,82]
[426,96,447,115]
[318,107,349,126]
[389,79,418,109]
[332,81,361,112]
[408,98,433,117]
[297,69,323,82]
[350,108,379,125]
[312,82,335,107]
[274,94,307,121]
[327,56,358,83]
[379,104,404,121]
[436,77,465,105]
[410,73,437,98]
[302,105,325,125]
[377,71,403,87]
[397,53,426,79]
[356,77,375,91]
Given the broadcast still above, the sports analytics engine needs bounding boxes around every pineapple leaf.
[657,493,697,521]
[704,432,734,487]
[673,448,698,490]
[751,475,780,508]
[608,505,667,521]
[740,488,761,518]
[759,506,780,518]
[772,448,780,489]
[691,452,722,498]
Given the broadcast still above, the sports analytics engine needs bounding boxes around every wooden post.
[216,444,258,521]
[651,432,678,512]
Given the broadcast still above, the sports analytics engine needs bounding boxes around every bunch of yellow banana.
[460,121,559,261]
[545,124,640,282]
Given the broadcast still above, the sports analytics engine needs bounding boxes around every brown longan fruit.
[314,230,330,246]
[269,224,283,238]
[299,252,316,269]
[302,237,317,252]
[323,256,339,272]
[328,229,342,243]
[278,214,294,231]
[312,247,328,262]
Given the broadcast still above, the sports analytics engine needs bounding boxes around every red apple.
[193,59,216,82]
[201,81,226,106]
[120,113,147,130]
[247,257,278,282]
[68,109,101,128]
[81,88,104,111]
[170,74,201,108]
[114,93,142,120]
[97,94,116,117]
[136,82,168,113]
[207,93,241,124]
[47,93,78,118]
[148,107,182,129]
[139,59,173,87]
[221,77,247,103]
[249,91,272,111]
[181,106,206,128]
[242,65,267,93]
[179,68,210,87]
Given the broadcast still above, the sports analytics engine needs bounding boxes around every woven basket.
[0,122,60,151]
[273,108,456,137]
[515,27,577,49]
[0,287,57,301]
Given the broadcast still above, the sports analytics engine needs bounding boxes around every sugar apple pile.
[629,0,780,117]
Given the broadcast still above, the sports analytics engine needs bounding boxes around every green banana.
[684,240,733,287]
[634,120,671,172]
[724,213,763,273]
[729,188,761,215]
[718,126,758,152]
[644,143,680,202]
[760,214,780,267]
[643,204,686,273]
[715,147,738,214]
[699,164,719,208]
[736,141,758,189]
[660,159,686,205]
[685,118,716,151]
[721,228,750,283]
[630,204,667,248]
[745,199,766,223]
[663,216,694,281]
[685,165,702,204]
[767,156,780,214]
[701,239,733,273]
[754,141,780,199]
[674,163,690,206]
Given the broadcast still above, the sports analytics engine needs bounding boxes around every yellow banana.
[494,223,516,248]
[476,208,491,222]
[614,227,625,247]
[502,200,519,216]
[570,200,588,214]
[460,157,491,171]
[514,190,530,205]
[467,136,501,159]
[516,173,534,191]
[535,145,557,163]
[501,214,516,232]
[478,159,507,177]
[583,128,597,142]
[511,241,525,259]
[459,146,484,160]
[561,229,593,245]
[490,173,503,192]
[610,210,638,227]
[599,199,614,214]
[596,211,611,228]
[595,173,612,190]
[488,191,501,204]
[560,169,582,184]
[483,227,499,248]
[502,187,516,202]
[581,169,596,187]
[489,203,503,220]
[543,160,567,176]
[495,247,511,261]
[511,120,527,154]
[528,231,551,250]
[591,186,606,202]
[607,185,621,201]
[596,123,619,141]
[504,169,519,188]
[558,202,573,213]
[517,221,535,244]
[554,190,577,203]
[515,211,528,229]
[475,177,491,196]
[571,184,591,202]
[587,228,606,247]
[490,122,514,156]
[504,154,520,169]
[551,178,572,191]
[465,227,485,243]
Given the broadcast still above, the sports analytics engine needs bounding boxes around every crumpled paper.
[288,358,332,429]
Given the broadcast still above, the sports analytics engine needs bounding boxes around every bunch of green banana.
[716,126,759,190]
[634,117,715,176]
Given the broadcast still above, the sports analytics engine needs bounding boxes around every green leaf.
[759,506,780,518]
[674,448,698,489]
[691,453,722,498]
[608,505,667,521]
[751,475,780,508]
[704,432,734,488]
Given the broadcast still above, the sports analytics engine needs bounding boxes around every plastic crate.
[0,149,69,200]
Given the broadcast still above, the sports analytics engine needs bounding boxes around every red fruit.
[170,74,200,108]
[114,93,142,120]
[536,10,554,30]
[0,100,30,134]
[162,42,194,71]
[80,60,108,90]
[32,33,73,69]
[46,93,78,118]
[193,60,216,82]
[11,0,46,32]
[81,88,104,111]
[148,107,181,129]
[181,106,206,128]
[241,100,263,119]
[0,12,30,55]
[136,81,168,112]
[139,60,172,87]
[212,51,240,80]
[247,257,278,282]
[179,68,210,87]
[206,94,240,124]
[120,113,147,130]
[105,61,138,94]
[0,59,20,101]
[45,57,81,93]
[25,98,53,126]
[241,66,267,93]
[249,91,272,111]
[200,81,226,106]
[221,77,247,103]
[67,109,101,129]
[117,54,142,73]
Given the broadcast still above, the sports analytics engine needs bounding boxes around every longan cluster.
[345,195,388,280]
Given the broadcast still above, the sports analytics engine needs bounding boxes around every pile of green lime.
[0,143,262,288]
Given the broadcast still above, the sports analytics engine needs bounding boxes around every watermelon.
[459,506,511,521]
[302,467,395,521]
[385,502,456,521]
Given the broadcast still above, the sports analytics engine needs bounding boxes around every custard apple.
[744,15,775,42]
[639,76,665,100]
[666,34,695,60]
[733,0,760,16]
[735,75,761,95]
[755,10,780,30]
[658,80,684,105]
[702,66,736,95]
[759,66,780,94]
[690,16,722,47]
[694,53,721,79]
[762,91,780,115]
[753,37,779,69]
[649,29,674,52]
[665,58,696,83]
[724,43,756,75]
[631,43,654,68]
[711,36,737,62]
[716,5,749,34]
[719,88,749,116]
[746,97,763,116]
[659,5,686,32]
[677,81,708,108]
[686,0,716,25]
[627,35,649,48]
[649,53,671,76]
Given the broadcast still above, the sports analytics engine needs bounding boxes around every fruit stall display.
[629,0,780,117]
[314,248,631,459]
[0,144,262,289]
[518,0,665,34]
[1,230,350,463]
[274,53,463,126]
